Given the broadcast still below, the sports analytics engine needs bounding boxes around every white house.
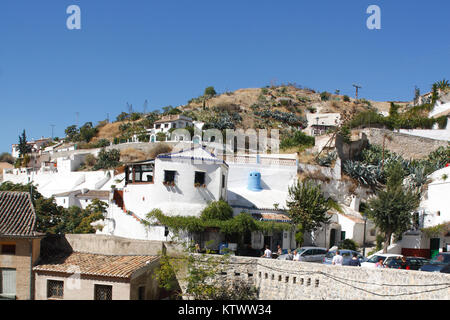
[99,146,229,241]
[306,113,341,136]
[54,189,110,209]
[401,165,450,258]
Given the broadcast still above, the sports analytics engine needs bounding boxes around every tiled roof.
[0,191,39,237]
[75,190,110,200]
[33,252,159,279]
[252,213,291,223]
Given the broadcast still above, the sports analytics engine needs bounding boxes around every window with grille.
[1,244,16,255]
[94,284,112,300]
[194,171,206,185]
[164,170,176,183]
[47,280,63,299]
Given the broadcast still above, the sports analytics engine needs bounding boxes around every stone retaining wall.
[195,255,450,300]
[360,128,448,160]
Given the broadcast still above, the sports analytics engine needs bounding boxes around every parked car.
[361,253,403,269]
[384,256,429,270]
[440,263,450,274]
[419,252,450,272]
[322,250,365,265]
[277,247,328,262]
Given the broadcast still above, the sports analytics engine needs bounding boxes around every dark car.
[419,252,450,272]
[384,256,429,270]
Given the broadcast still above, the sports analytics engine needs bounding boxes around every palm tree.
[434,79,450,91]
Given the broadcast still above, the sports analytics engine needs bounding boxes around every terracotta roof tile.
[33,252,159,279]
[0,191,38,237]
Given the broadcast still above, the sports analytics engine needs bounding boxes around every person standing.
[261,245,272,258]
[293,249,301,261]
[332,250,344,266]
[399,256,408,270]
[277,245,283,256]
[348,252,361,266]
[286,249,294,261]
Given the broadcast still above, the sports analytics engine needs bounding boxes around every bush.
[95,139,110,148]
[93,148,121,170]
[200,200,233,221]
[343,95,350,102]
[339,239,359,251]
[280,131,315,150]
[148,143,172,159]
[84,154,97,167]
[0,153,14,164]
[204,86,217,96]
[320,91,331,101]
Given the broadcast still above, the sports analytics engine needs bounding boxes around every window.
[0,268,16,299]
[1,244,16,255]
[370,229,376,236]
[47,280,63,299]
[155,124,161,129]
[94,284,112,300]
[222,174,226,189]
[133,164,154,183]
[340,231,346,240]
[164,170,176,183]
[164,123,169,128]
[138,286,145,300]
[194,171,206,185]
[172,123,177,129]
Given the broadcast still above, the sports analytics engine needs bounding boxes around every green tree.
[204,86,217,97]
[93,148,121,170]
[18,129,31,157]
[79,122,98,143]
[366,162,420,253]
[200,200,233,221]
[286,180,331,246]
[65,125,79,141]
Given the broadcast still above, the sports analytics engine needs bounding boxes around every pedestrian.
[332,250,344,266]
[375,258,385,268]
[293,249,301,261]
[194,243,200,253]
[277,245,282,256]
[286,249,293,261]
[399,256,408,270]
[348,252,361,266]
[261,245,272,258]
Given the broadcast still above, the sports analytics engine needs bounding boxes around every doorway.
[430,238,440,259]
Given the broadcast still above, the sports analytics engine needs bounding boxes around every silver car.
[288,247,328,262]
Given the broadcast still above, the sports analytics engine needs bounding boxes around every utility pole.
[353,84,362,100]
[75,112,79,127]
[143,99,148,114]
[50,125,55,140]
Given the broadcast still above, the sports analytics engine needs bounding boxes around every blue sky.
[0,0,449,153]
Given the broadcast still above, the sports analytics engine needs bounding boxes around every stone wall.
[40,234,164,256]
[191,255,450,300]
[360,128,448,160]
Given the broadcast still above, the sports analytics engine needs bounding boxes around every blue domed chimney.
[247,171,262,191]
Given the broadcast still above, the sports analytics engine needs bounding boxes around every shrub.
[93,148,121,170]
[200,200,233,221]
[204,86,217,97]
[320,91,331,101]
[95,139,110,148]
[280,131,315,150]
[148,143,172,159]
[339,239,359,251]
[84,154,97,167]
[343,95,350,102]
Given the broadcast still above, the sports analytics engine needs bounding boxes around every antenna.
[75,112,79,127]
[50,125,55,140]
[352,84,362,100]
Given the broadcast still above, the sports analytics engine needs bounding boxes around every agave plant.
[343,160,383,187]
[316,151,337,167]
